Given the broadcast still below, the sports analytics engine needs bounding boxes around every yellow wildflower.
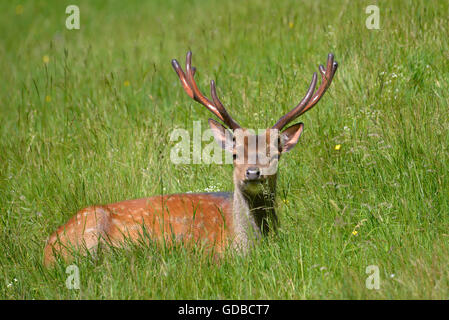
[45,95,51,102]
[352,230,358,236]
[288,22,294,29]
[42,55,50,64]
[124,80,130,87]
[16,5,24,15]
[334,144,341,151]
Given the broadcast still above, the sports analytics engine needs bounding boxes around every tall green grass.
[0,0,448,299]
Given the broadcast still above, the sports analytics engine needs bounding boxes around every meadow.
[0,0,448,299]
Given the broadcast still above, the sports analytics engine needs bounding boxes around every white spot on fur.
[111,218,122,225]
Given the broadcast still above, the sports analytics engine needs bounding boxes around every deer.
[43,51,337,266]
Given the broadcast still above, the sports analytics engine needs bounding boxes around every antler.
[171,51,241,130]
[272,53,338,130]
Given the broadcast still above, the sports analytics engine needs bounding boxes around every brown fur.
[44,193,233,266]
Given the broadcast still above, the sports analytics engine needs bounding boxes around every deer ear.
[208,119,234,153]
[280,122,304,153]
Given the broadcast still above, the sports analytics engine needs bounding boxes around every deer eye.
[233,153,237,160]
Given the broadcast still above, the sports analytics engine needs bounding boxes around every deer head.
[171,51,338,197]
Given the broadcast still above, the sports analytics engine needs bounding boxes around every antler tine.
[185,52,226,122]
[171,59,195,99]
[272,53,338,130]
[298,53,338,115]
[171,52,224,122]
[272,72,318,130]
[210,80,240,130]
[172,51,241,129]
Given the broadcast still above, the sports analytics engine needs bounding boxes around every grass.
[0,0,448,299]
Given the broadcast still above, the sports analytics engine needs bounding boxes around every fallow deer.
[43,51,337,266]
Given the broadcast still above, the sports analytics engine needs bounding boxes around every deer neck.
[231,177,278,252]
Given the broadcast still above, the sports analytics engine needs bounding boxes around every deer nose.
[246,167,260,180]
